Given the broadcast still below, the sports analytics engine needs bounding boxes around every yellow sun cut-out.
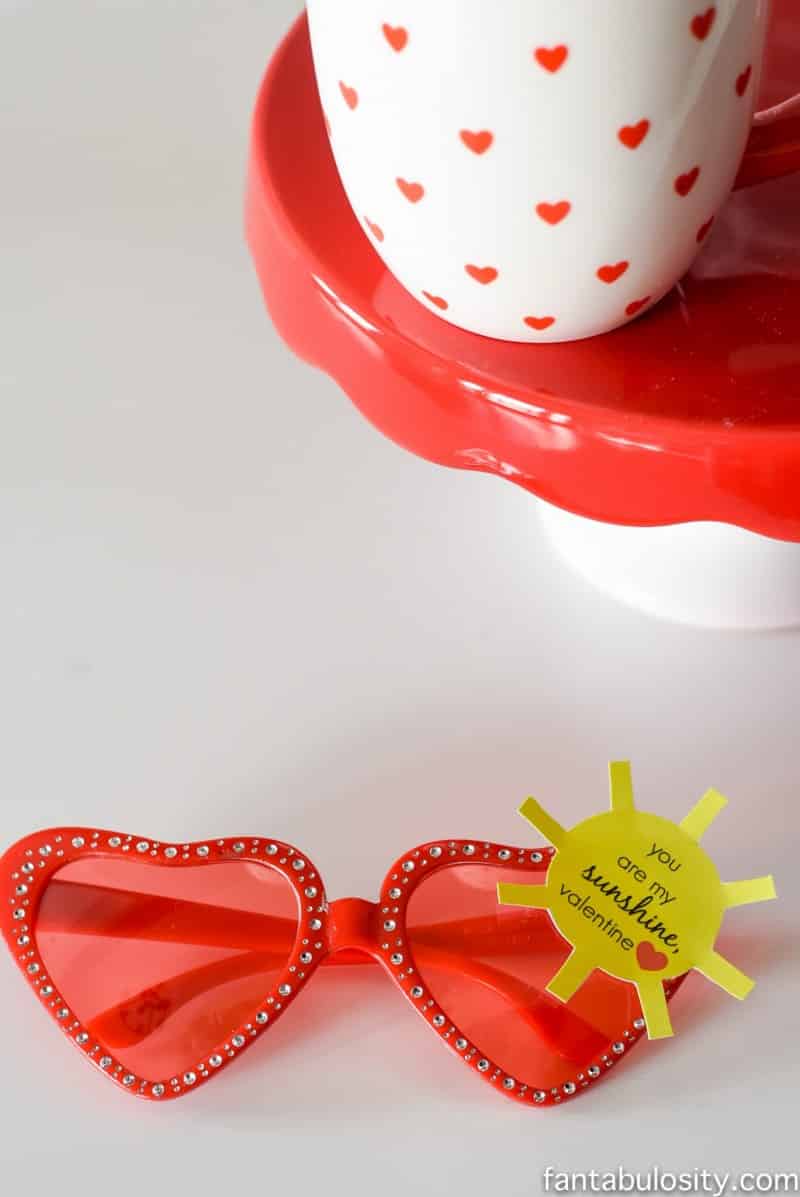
[497,762,776,1039]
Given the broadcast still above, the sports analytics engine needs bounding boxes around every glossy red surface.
[247,8,800,541]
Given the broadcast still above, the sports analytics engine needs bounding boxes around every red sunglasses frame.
[1,828,684,1106]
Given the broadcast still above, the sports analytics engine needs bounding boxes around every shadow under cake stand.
[246,15,800,630]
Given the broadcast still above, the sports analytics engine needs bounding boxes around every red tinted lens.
[407,864,641,1090]
[35,858,299,1080]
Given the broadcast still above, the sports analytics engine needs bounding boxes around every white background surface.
[1,2,797,1193]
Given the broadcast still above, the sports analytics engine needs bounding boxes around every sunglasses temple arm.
[88,950,289,1049]
[410,912,556,954]
[36,880,298,952]
[410,943,609,1064]
[39,884,550,957]
[41,882,606,1062]
[88,944,604,1065]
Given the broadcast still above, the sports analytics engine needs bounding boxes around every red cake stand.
[247,10,800,628]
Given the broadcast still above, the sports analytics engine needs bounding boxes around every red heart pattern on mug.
[691,8,717,41]
[397,178,425,203]
[460,129,494,155]
[422,291,449,311]
[536,200,571,226]
[696,216,715,243]
[674,166,701,196]
[626,297,652,318]
[382,23,408,52]
[597,261,630,285]
[339,81,359,110]
[534,45,568,74]
[636,941,669,972]
[325,10,748,337]
[618,120,651,150]
[465,265,499,285]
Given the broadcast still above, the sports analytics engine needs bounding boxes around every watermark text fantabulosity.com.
[542,1169,799,1195]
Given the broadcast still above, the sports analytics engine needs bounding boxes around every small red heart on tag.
[382,24,408,52]
[465,265,499,285]
[460,129,494,155]
[524,315,556,331]
[637,941,668,971]
[534,45,568,74]
[339,82,359,111]
[618,120,651,150]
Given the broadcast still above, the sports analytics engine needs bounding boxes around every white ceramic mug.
[306,0,800,343]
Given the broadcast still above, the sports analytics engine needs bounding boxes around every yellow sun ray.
[517,797,567,848]
[680,787,728,841]
[497,765,776,1041]
[496,882,550,909]
[723,876,777,908]
[547,949,595,1002]
[695,949,755,999]
[609,760,636,814]
[636,979,673,1039]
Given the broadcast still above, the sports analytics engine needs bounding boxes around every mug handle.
[734,93,800,188]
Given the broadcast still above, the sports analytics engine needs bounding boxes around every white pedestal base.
[539,503,800,630]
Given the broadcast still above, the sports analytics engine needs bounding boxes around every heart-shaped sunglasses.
[1,828,684,1106]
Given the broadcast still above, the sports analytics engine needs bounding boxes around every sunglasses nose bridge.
[326,897,381,957]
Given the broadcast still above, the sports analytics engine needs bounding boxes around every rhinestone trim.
[1,828,661,1108]
[2,828,331,1105]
